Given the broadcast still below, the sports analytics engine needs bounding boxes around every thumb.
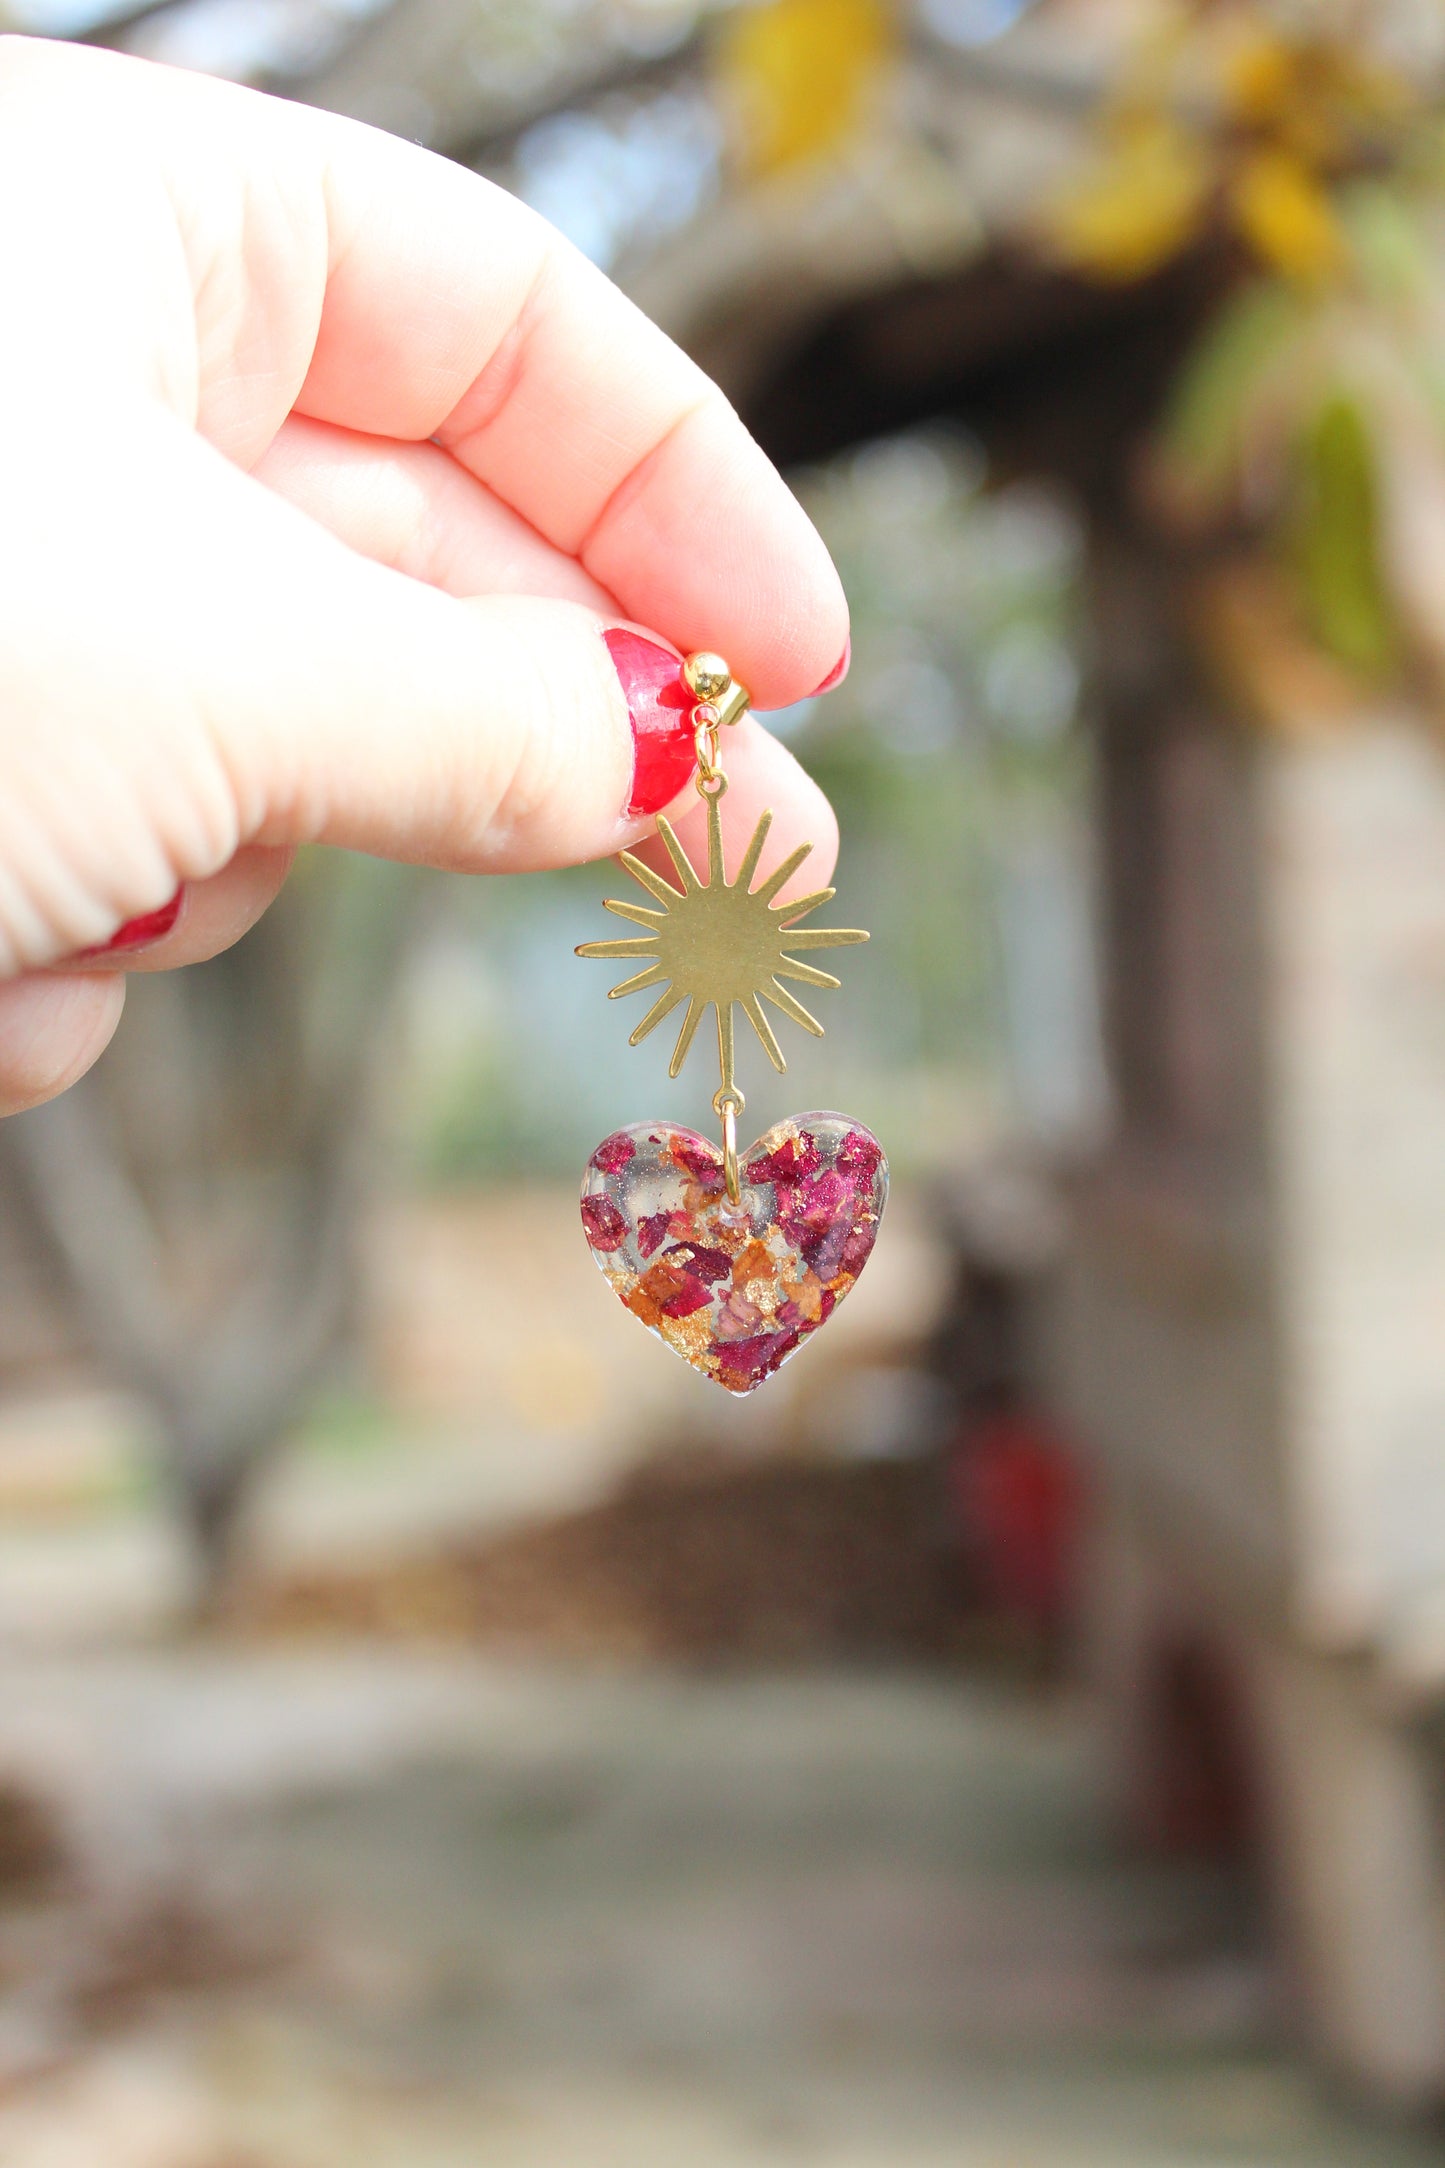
[0,415,657,967]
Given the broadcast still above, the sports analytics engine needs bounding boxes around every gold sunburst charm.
[576,792,868,1093]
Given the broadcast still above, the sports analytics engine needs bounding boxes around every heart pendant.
[580,1112,887,1394]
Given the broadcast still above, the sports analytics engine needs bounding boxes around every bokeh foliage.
[1034,1,1445,690]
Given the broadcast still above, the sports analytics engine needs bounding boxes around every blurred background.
[5,0,1445,2159]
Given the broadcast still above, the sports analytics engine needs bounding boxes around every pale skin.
[0,36,848,1115]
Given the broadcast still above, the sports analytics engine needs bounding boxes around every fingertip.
[0,972,126,1117]
[809,636,851,699]
[731,509,850,711]
[742,600,851,714]
[588,406,850,712]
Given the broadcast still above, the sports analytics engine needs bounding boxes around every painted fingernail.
[604,627,696,818]
[811,637,851,697]
[71,887,185,961]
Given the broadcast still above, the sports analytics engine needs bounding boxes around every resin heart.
[580,1112,887,1394]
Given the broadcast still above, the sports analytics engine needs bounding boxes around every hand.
[0,36,848,1114]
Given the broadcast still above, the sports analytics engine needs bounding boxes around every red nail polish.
[604,628,696,818]
[812,637,851,697]
[72,887,184,961]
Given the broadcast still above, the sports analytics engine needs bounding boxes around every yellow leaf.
[1041,119,1211,284]
[1231,149,1343,283]
[1225,32,1409,169]
[717,0,894,179]
[1223,33,1296,125]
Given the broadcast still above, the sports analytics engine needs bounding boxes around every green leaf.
[1341,180,1430,306]
[1163,279,1303,490]
[1294,392,1398,677]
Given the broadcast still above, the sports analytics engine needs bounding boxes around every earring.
[576,651,888,1394]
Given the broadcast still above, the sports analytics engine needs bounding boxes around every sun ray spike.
[773,886,834,924]
[707,795,726,888]
[617,851,684,907]
[576,935,661,961]
[608,963,669,1001]
[780,926,869,951]
[761,980,825,1037]
[669,995,707,1078]
[655,817,701,893]
[603,898,667,927]
[741,993,787,1072]
[775,957,842,991]
[629,983,686,1046]
[734,809,774,892]
[753,844,813,906]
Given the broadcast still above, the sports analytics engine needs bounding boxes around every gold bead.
[683,651,732,701]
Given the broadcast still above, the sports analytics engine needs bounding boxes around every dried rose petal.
[662,1279,712,1320]
[579,1115,887,1393]
[579,1193,628,1251]
[837,1129,884,1182]
[838,1223,878,1279]
[590,1133,637,1176]
[712,1288,765,1341]
[744,1130,822,1189]
[669,1136,724,1183]
[637,1210,672,1258]
[715,1328,800,1389]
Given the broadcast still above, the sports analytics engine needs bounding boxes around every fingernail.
[71,887,185,961]
[811,637,851,697]
[604,627,697,818]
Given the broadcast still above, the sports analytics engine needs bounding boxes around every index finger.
[1,40,847,703]
[288,111,850,705]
